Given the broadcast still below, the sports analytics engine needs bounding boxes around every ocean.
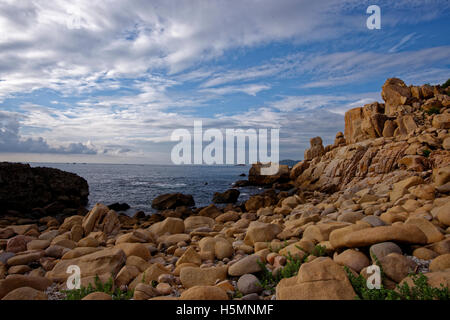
[29,163,263,215]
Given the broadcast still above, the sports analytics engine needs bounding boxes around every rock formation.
[0,163,88,216]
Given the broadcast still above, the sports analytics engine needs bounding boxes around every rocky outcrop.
[151,193,195,210]
[0,162,88,216]
[248,163,290,186]
[304,137,325,160]
[212,189,240,203]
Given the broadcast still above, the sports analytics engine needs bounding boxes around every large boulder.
[0,275,52,299]
[45,248,126,282]
[82,204,121,237]
[248,163,289,186]
[330,224,428,249]
[276,257,356,300]
[304,137,325,160]
[381,78,412,116]
[0,162,88,215]
[212,189,240,203]
[151,193,194,210]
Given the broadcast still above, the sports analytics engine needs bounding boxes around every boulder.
[114,243,151,260]
[429,254,450,272]
[369,242,402,261]
[432,113,450,129]
[433,166,450,187]
[244,221,282,245]
[0,275,52,299]
[1,287,47,300]
[180,266,228,288]
[381,78,412,116]
[184,216,215,233]
[304,137,325,160]
[148,217,185,236]
[237,274,262,295]
[0,162,88,215]
[228,254,263,276]
[379,253,417,283]
[390,176,424,202]
[81,291,112,300]
[334,249,370,273]
[180,286,229,300]
[152,193,195,210]
[46,248,126,282]
[212,189,240,203]
[330,224,427,249]
[248,163,289,186]
[82,204,121,237]
[276,257,356,300]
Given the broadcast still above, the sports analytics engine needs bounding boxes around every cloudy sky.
[0,0,449,164]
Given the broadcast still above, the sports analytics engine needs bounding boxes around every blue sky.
[0,0,449,164]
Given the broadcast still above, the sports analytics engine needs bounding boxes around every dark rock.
[233,180,249,187]
[108,203,131,212]
[212,189,240,203]
[0,162,89,215]
[239,173,246,177]
[132,211,146,219]
[248,163,290,186]
[151,193,195,210]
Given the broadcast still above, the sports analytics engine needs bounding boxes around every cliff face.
[291,78,450,194]
[0,162,89,215]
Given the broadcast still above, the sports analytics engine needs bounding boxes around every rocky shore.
[0,78,449,300]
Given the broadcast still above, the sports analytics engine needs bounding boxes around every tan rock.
[433,166,450,187]
[429,254,450,272]
[61,247,102,260]
[180,285,229,300]
[432,113,450,129]
[304,137,325,160]
[435,201,450,226]
[228,254,263,276]
[115,265,140,287]
[413,247,438,260]
[334,249,370,273]
[46,248,126,282]
[330,224,427,249]
[81,292,112,300]
[405,217,444,243]
[390,176,424,202]
[82,204,120,237]
[176,247,201,266]
[114,243,151,260]
[184,216,215,233]
[148,217,185,236]
[244,221,282,245]
[180,266,228,288]
[0,275,52,299]
[381,78,412,116]
[129,264,171,290]
[379,253,417,283]
[276,257,356,300]
[1,287,47,300]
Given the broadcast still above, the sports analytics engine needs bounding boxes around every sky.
[0,0,449,164]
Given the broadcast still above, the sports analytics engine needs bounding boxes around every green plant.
[62,275,134,300]
[441,78,450,89]
[424,106,441,115]
[422,149,431,158]
[256,251,309,293]
[311,244,327,257]
[344,260,449,301]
